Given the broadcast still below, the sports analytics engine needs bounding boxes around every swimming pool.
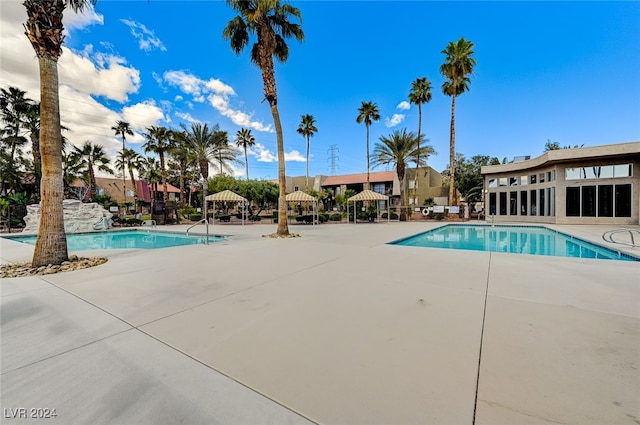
[5,230,225,251]
[390,225,638,262]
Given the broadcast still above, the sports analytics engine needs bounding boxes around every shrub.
[329,213,342,221]
[189,214,202,222]
[381,212,399,220]
[319,213,329,223]
[249,215,261,221]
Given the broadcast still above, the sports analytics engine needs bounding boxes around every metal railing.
[602,228,640,248]
[186,218,209,245]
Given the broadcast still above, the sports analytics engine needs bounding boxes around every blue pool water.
[390,225,638,262]
[6,230,225,251]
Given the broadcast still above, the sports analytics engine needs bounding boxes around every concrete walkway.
[1,222,639,424]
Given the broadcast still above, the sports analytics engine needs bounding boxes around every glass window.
[489,193,497,215]
[97,188,104,195]
[499,177,507,187]
[583,167,597,179]
[550,187,555,216]
[499,192,507,215]
[510,192,517,215]
[126,189,135,197]
[565,168,580,180]
[581,186,596,217]
[615,184,632,217]
[520,191,528,215]
[614,164,632,178]
[530,174,537,184]
[550,170,556,181]
[520,176,527,186]
[408,180,415,189]
[539,189,545,216]
[600,166,614,178]
[598,185,613,217]
[539,173,545,183]
[566,187,580,216]
[509,177,518,187]
[488,178,497,188]
[294,186,299,191]
[530,190,537,216]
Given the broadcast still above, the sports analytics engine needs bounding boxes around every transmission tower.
[327,144,339,175]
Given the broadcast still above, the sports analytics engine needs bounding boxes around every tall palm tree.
[408,77,432,207]
[440,37,476,206]
[139,156,162,209]
[24,0,96,266]
[143,125,173,206]
[169,130,192,204]
[114,147,143,203]
[356,101,380,188]
[223,0,304,236]
[0,87,31,195]
[72,141,114,200]
[372,129,434,221]
[212,129,240,176]
[23,101,41,197]
[112,120,134,206]
[181,122,218,182]
[235,128,255,180]
[296,114,317,192]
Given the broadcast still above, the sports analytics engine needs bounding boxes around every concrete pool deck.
[1,221,639,424]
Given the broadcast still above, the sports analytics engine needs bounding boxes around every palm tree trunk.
[413,103,422,211]
[271,103,289,236]
[449,94,457,206]
[305,136,310,192]
[89,165,96,201]
[366,123,370,189]
[398,164,407,221]
[31,133,41,198]
[32,55,68,267]
[244,148,249,180]
[160,153,168,204]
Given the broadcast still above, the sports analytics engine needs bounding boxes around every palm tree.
[440,37,476,206]
[112,120,134,206]
[408,77,432,207]
[372,129,434,221]
[356,101,380,188]
[24,0,96,266]
[223,0,304,236]
[181,122,218,182]
[72,141,114,200]
[23,101,41,197]
[0,87,31,195]
[235,128,255,180]
[212,129,240,177]
[296,114,318,191]
[114,147,142,203]
[169,130,192,204]
[143,125,173,207]
[139,156,162,210]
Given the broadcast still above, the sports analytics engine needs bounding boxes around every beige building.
[481,141,640,225]
[280,168,448,208]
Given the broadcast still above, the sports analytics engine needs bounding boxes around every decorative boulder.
[22,200,113,233]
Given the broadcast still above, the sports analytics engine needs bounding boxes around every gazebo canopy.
[285,190,316,202]
[347,190,389,202]
[205,190,247,202]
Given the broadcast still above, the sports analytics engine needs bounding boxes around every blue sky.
[1,1,639,180]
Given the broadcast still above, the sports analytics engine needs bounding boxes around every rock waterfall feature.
[22,200,113,233]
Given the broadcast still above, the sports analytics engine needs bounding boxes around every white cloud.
[163,70,272,132]
[121,19,166,52]
[284,150,306,162]
[60,47,141,102]
[64,3,104,32]
[175,112,199,124]
[121,100,166,133]
[385,114,405,127]
[397,101,411,111]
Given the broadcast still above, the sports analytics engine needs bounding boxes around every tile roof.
[321,171,396,186]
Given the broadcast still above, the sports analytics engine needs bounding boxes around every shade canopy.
[285,190,316,202]
[347,190,389,202]
[205,190,247,202]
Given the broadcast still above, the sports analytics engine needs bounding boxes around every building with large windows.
[481,142,640,225]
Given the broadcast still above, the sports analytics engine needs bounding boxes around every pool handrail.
[186,219,209,245]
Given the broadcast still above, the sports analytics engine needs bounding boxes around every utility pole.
[327,144,339,175]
